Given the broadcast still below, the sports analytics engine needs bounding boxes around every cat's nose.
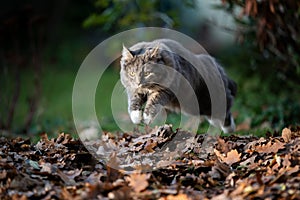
[137,80,143,87]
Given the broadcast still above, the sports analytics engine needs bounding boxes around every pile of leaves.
[0,126,300,199]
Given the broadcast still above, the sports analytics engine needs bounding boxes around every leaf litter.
[0,126,299,199]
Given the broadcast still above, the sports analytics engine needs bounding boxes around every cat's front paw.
[130,110,142,124]
[143,112,152,125]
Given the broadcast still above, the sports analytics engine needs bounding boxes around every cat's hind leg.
[221,113,235,133]
[206,114,235,133]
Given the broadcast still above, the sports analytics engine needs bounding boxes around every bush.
[219,0,300,83]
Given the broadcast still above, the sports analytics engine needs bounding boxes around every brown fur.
[120,39,237,132]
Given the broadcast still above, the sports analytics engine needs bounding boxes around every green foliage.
[251,98,300,130]
[219,0,300,83]
[214,0,300,130]
[83,0,196,32]
[219,46,300,131]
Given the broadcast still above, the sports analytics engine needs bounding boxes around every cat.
[120,39,237,133]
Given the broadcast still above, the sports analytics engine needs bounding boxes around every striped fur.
[120,39,237,133]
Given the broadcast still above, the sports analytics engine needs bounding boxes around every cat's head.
[120,43,175,90]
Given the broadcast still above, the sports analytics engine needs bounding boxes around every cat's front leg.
[128,93,144,124]
[143,92,169,125]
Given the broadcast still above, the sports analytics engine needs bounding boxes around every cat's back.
[129,39,207,57]
[154,39,207,55]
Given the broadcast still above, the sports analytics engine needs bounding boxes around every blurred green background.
[1,0,299,138]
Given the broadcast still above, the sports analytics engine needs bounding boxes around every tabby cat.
[120,39,237,133]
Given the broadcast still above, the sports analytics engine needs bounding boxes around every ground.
[0,126,299,200]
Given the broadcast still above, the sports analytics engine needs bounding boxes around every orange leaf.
[282,128,291,142]
[223,149,241,165]
[269,1,275,13]
[245,0,253,16]
[252,0,258,16]
[214,149,241,165]
[255,140,285,154]
[144,140,157,153]
[126,173,150,193]
[161,194,191,200]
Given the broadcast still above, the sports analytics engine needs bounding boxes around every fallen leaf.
[64,168,82,180]
[126,173,150,193]
[210,159,231,179]
[1,125,300,199]
[282,128,292,142]
[160,193,191,200]
[60,187,73,199]
[40,162,52,173]
[143,139,157,153]
[255,140,285,154]
[108,186,132,200]
[0,170,7,179]
[214,149,241,165]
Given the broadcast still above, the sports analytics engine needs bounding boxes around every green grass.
[2,39,299,138]
[2,61,297,137]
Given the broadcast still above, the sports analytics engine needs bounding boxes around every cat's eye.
[129,71,135,77]
[144,71,150,76]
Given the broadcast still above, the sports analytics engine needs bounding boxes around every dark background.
[1,0,299,138]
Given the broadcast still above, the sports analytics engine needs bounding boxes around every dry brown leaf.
[40,162,52,173]
[60,187,73,199]
[65,168,82,180]
[126,173,150,193]
[107,152,121,172]
[108,186,132,200]
[282,154,291,168]
[279,165,300,176]
[1,125,300,199]
[282,128,292,142]
[216,137,230,154]
[229,181,248,197]
[224,149,241,165]
[269,1,275,13]
[11,194,27,200]
[211,193,230,200]
[255,140,285,154]
[210,159,231,179]
[245,0,253,16]
[144,139,157,153]
[214,149,223,160]
[160,193,191,200]
[286,165,300,176]
[0,170,7,179]
[214,149,241,165]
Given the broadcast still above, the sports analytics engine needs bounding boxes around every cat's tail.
[228,79,237,97]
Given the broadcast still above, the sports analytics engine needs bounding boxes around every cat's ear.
[150,43,160,58]
[122,44,133,60]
